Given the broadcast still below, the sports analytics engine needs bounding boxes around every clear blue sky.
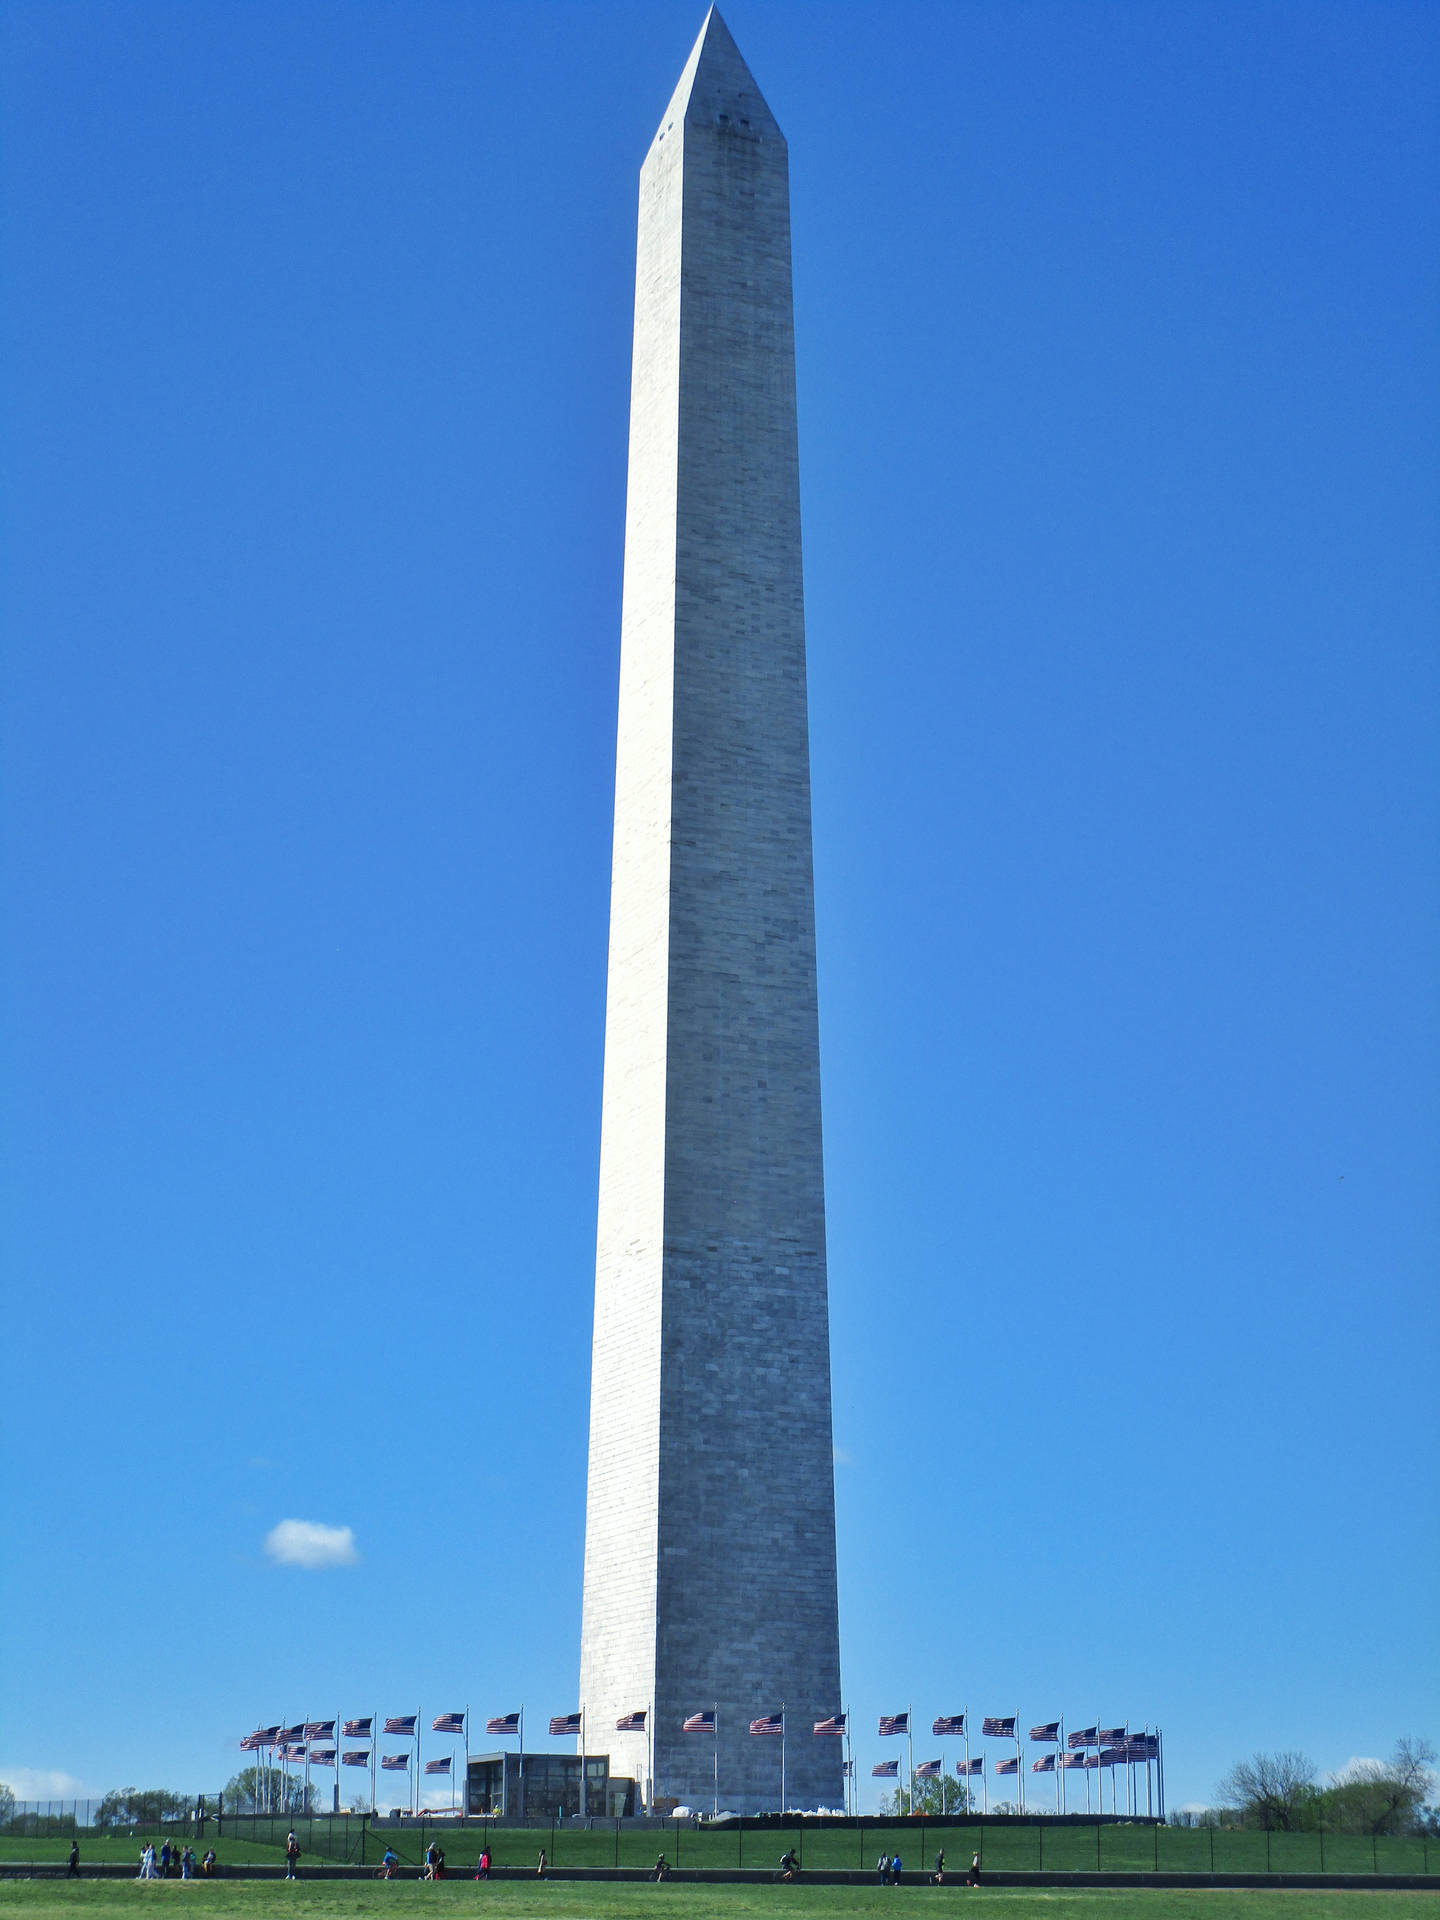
[2,0,1436,1814]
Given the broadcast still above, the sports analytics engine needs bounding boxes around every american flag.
[878,1713,908,1737]
[1068,1726,1098,1749]
[1130,1734,1158,1754]
[341,1752,370,1767]
[1083,1754,1102,1769]
[1031,1755,1055,1773]
[1061,1753,1088,1770]
[280,1745,306,1761]
[957,1758,984,1776]
[615,1711,646,1733]
[812,1715,845,1736]
[982,1717,1016,1739]
[995,1756,1018,1775]
[915,1760,941,1777]
[749,1714,784,1736]
[932,1715,965,1737]
[1100,1747,1127,1766]
[384,1717,417,1737]
[432,1714,466,1735]
[843,1761,855,1777]
[1099,1727,1127,1745]
[239,1731,267,1751]
[380,1755,409,1771]
[487,1714,521,1737]
[343,1719,372,1739]
[1029,1723,1060,1742]
[310,1750,337,1767]
[550,1714,582,1738]
[424,1758,451,1775]
[872,1761,899,1778]
[279,1725,305,1743]
[304,1722,335,1741]
[682,1712,715,1734]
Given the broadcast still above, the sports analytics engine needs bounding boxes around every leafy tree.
[221,1767,316,1815]
[1216,1752,1317,1831]
[879,1775,976,1816]
[0,1782,15,1827]
[95,1788,190,1829]
[1325,1738,1437,1836]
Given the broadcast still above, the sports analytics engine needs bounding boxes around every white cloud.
[1330,1756,1385,1784]
[263,1519,359,1569]
[832,1445,854,1467]
[0,1767,94,1800]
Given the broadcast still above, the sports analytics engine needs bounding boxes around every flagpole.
[519,1706,525,1821]
[713,1705,719,1819]
[371,1710,377,1817]
[780,1704,786,1816]
[580,1708,587,1821]
[1059,1718,1065,1816]
[415,1707,421,1819]
[1016,1712,1022,1815]
[907,1705,913,1818]
[646,1703,652,1815]
[963,1710,970,1815]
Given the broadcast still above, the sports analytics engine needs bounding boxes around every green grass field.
[2,1828,1432,1881]
[1,1883,1439,1920]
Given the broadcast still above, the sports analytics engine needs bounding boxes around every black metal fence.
[3,1803,1434,1877]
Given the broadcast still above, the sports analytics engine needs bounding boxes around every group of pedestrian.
[876,1851,904,1885]
[423,1842,448,1880]
[876,1847,981,1889]
[136,1842,203,1880]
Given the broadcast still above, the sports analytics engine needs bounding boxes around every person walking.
[652,1852,670,1881]
[969,1849,982,1887]
[140,1843,157,1880]
[475,1847,490,1881]
[202,1849,216,1877]
[891,1852,903,1886]
[284,1831,301,1880]
[932,1848,945,1884]
[67,1842,80,1878]
[876,1853,891,1884]
[535,1849,547,1878]
[181,1847,195,1879]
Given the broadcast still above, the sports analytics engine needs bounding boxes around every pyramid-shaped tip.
[660,7,783,143]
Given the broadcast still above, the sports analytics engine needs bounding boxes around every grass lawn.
[0,1885,1438,1920]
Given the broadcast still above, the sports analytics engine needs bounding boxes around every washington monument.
[579,11,843,1814]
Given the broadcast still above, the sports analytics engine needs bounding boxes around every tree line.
[1172,1738,1436,1836]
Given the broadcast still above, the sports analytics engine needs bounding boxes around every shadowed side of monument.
[580,10,843,1815]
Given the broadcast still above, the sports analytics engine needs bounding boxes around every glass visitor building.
[465,1751,635,1818]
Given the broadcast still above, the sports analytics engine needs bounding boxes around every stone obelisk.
[579,9,842,1816]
